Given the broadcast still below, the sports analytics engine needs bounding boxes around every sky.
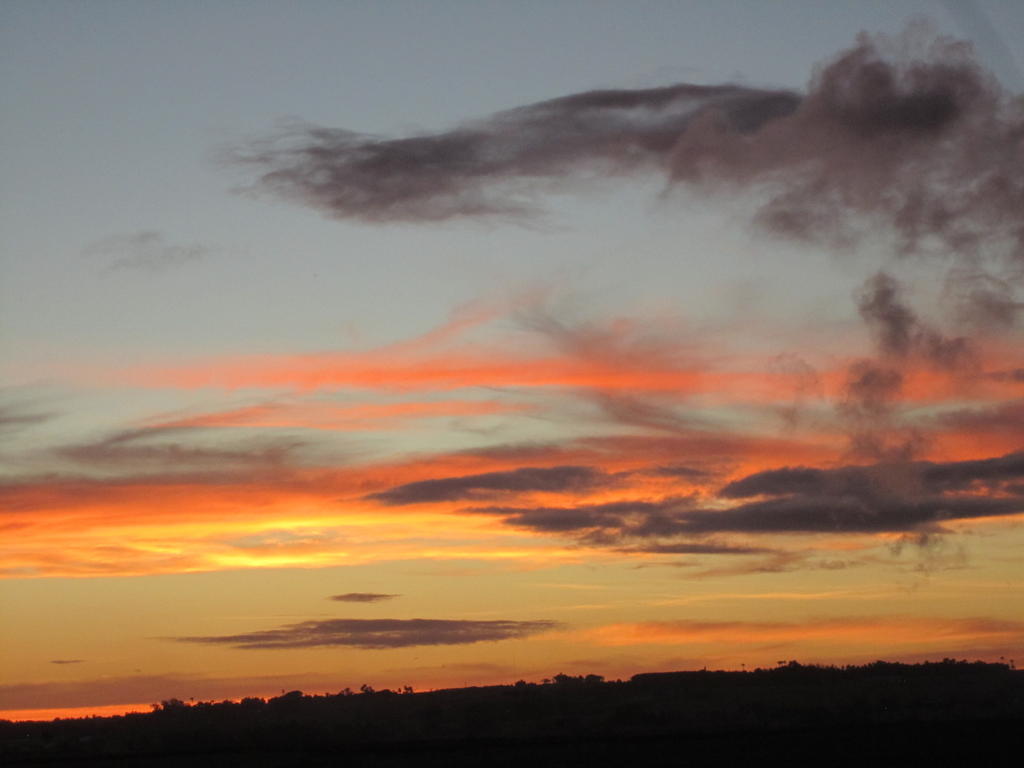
[1,0,1022,721]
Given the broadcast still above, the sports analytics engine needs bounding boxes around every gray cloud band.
[464,451,1024,541]
[173,618,559,650]
[367,465,615,505]
[235,83,796,223]
[329,593,399,603]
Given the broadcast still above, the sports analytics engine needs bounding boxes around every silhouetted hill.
[2,660,1021,766]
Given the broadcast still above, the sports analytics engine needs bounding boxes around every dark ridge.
[2,660,1021,766]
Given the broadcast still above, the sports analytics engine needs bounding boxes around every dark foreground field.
[3,660,1022,766]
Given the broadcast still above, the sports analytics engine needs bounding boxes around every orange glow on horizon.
[583,616,1024,648]
[0,702,153,723]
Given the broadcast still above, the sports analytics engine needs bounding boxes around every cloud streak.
[173,618,559,650]
[147,399,529,432]
[329,593,399,603]
[720,450,1024,498]
[0,405,53,435]
[53,426,303,475]
[368,465,617,505]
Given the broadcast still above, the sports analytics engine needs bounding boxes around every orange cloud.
[124,348,783,398]
[0,464,607,578]
[0,413,864,580]
[4,367,1018,580]
[100,303,826,409]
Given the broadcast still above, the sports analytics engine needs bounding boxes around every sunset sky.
[2,0,1022,721]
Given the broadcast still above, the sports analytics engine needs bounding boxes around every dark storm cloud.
[367,465,615,505]
[329,593,399,603]
[173,618,559,650]
[48,659,85,665]
[237,30,1023,264]
[235,84,798,222]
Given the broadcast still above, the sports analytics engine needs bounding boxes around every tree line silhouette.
[2,660,1021,766]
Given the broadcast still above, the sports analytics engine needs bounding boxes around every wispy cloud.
[855,272,976,371]
[0,405,54,435]
[931,399,1024,436]
[613,541,772,556]
[146,399,529,432]
[837,270,1008,461]
[83,231,208,273]
[53,426,303,476]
